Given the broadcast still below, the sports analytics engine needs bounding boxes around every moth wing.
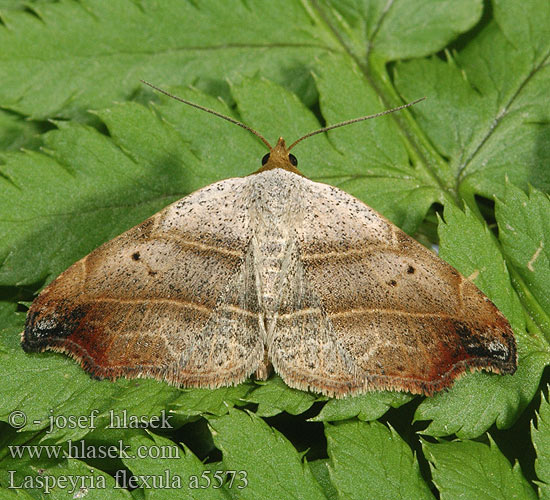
[22,177,264,388]
[269,179,516,396]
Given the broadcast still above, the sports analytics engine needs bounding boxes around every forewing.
[22,177,264,388]
[270,178,517,397]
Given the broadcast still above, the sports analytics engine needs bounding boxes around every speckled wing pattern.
[269,171,516,396]
[22,177,265,387]
[22,168,516,396]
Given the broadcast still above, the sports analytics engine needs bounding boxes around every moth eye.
[288,153,298,166]
[261,153,270,165]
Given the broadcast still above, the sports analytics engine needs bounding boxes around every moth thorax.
[249,174,302,318]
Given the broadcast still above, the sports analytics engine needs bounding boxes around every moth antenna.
[287,97,426,151]
[140,80,273,150]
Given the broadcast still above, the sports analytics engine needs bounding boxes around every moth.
[21,82,516,397]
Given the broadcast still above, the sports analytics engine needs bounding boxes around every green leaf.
[0,486,35,499]
[533,390,550,499]
[171,385,253,418]
[0,442,131,500]
[122,432,226,499]
[311,391,413,422]
[0,0,55,11]
[325,420,433,500]
[0,109,44,152]
[319,0,483,61]
[371,0,483,60]
[0,0,335,120]
[415,202,550,438]
[395,0,550,201]
[423,436,537,500]
[244,376,317,417]
[496,182,550,339]
[309,460,338,500]
[438,205,524,330]
[208,408,326,499]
